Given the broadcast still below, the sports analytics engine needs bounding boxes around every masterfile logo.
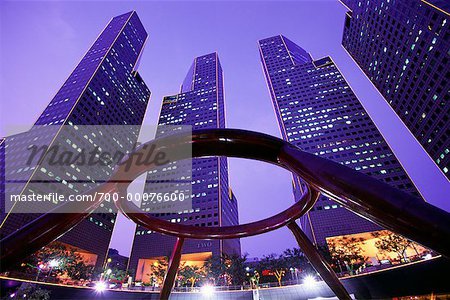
[3,125,194,214]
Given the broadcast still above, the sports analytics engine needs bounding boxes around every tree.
[147,257,168,285]
[3,283,50,300]
[258,254,287,287]
[109,268,127,282]
[372,230,417,262]
[317,244,340,273]
[283,248,303,264]
[282,248,313,276]
[204,255,228,286]
[20,241,94,283]
[90,266,105,282]
[204,253,248,286]
[225,253,247,286]
[65,259,93,281]
[178,265,204,287]
[327,236,366,275]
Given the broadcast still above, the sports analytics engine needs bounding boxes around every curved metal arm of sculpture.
[111,129,450,256]
[116,183,320,239]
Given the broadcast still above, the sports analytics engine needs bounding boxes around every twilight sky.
[1,0,449,259]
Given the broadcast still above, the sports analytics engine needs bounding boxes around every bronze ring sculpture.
[1,129,450,300]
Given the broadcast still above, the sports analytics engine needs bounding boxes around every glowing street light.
[95,281,107,292]
[45,259,60,282]
[49,259,59,268]
[200,285,215,297]
[35,264,45,281]
[303,275,316,287]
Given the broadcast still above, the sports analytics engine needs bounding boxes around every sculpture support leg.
[160,237,184,300]
[287,221,351,300]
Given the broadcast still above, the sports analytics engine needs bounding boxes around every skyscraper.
[258,35,423,245]
[0,11,150,268]
[341,0,449,179]
[128,53,240,282]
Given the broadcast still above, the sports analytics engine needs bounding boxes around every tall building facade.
[0,11,150,268]
[128,53,240,282]
[258,35,423,245]
[341,0,449,179]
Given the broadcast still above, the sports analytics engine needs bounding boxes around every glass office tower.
[259,35,423,245]
[128,53,240,282]
[341,0,449,179]
[0,11,151,268]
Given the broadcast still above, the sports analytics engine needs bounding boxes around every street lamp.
[102,258,112,272]
[289,267,295,283]
[35,264,45,281]
[47,259,59,282]
[49,259,59,268]
[106,269,112,275]
[303,275,316,288]
[200,285,215,297]
[104,268,113,282]
[95,281,107,292]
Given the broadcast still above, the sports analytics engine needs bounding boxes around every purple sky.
[1,1,449,259]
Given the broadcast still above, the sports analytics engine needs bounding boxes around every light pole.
[245,267,251,288]
[100,258,112,282]
[289,267,295,284]
[106,268,112,282]
[36,264,44,281]
[105,258,112,269]
[47,259,59,282]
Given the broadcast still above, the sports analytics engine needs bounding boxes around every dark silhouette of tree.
[225,253,248,286]
[178,265,204,287]
[317,244,341,273]
[372,230,418,262]
[2,283,50,300]
[282,247,313,276]
[65,259,93,281]
[204,255,228,285]
[147,257,168,285]
[20,241,94,282]
[257,253,287,286]
[109,268,127,281]
[327,236,366,275]
[204,253,247,286]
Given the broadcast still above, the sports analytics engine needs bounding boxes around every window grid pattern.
[259,35,422,245]
[128,53,240,274]
[342,0,450,178]
[0,11,150,268]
